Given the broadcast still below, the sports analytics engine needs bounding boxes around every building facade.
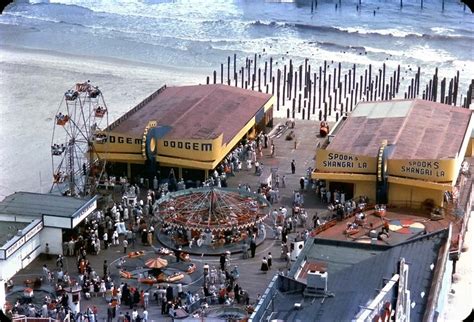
[94,84,274,181]
[312,99,474,208]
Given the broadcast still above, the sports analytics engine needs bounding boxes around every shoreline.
[0,44,209,84]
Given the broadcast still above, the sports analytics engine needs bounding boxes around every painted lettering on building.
[108,136,142,145]
[322,153,368,169]
[400,161,445,178]
[163,140,213,152]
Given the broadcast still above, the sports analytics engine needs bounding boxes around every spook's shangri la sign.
[388,159,457,182]
[316,149,377,174]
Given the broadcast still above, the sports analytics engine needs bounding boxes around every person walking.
[220,253,226,271]
[270,144,275,157]
[291,160,296,174]
[267,252,272,269]
[123,239,128,254]
[260,257,269,273]
[250,237,257,258]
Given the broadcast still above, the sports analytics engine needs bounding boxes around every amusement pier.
[0,70,473,321]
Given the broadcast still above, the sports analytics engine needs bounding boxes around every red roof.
[111,84,272,144]
[327,99,472,159]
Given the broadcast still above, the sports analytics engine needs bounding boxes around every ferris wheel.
[50,81,109,197]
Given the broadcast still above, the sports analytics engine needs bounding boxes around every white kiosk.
[66,285,82,314]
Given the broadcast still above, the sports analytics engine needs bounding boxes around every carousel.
[156,187,271,255]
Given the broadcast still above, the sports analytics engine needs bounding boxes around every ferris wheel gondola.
[50,81,109,197]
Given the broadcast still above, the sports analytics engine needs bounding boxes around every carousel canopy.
[145,257,168,269]
[157,187,270,232]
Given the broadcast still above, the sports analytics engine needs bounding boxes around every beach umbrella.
[145,257,168,269]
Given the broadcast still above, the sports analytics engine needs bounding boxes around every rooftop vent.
[307,270,328,292]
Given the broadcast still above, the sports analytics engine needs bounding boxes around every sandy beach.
[0,45,206,198]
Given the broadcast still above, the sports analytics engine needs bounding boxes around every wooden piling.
[440,78,446,104]
[227,56,231,85]
[221,63,224,84]
[258,68,261,92]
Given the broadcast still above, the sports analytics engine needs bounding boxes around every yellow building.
[312,99,474,207]
[94,84,274,181]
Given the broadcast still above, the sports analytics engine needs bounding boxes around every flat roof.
[265,230,448,321]
[0,221,28,247]
[0,192,95,218]
[327,99,472,159]
[111,84,272,143]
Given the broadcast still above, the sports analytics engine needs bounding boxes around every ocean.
[0,0,473,198]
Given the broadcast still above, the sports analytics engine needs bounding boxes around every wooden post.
[448,78,453,105]
[227,56,231,85]
[283,64,287,100]
[299,65,303,92]
[234,54,237,82]
[396,65,401,93]
[338,82,342,105]
[213,70,217,84]
[350,89,354,111]
[453,70,459,105]
[428,79,432,101]
[288,60,293,100]
[377,68,382,97]
[363,69,368,96]
[416,67,421,96]
[270,57,273,80]
[206,76,210,85]
[375,75,379,100]
[294,71,298,98]
[277,69,281,108]
[368,64,372,95]
[247,57,251,85]
[298,94,302,113]
[221,63,224,84]
[277,92,280,111]
[328,74,332,102]
[241,67,244,88]
[253,53,257,79]
[355,82,359,105]
[264,61,268,86]
[313,72,317,113]
[382,63,386,99]
[337,62,341,93]
[440,78,446,104]
[258,68,261,92]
